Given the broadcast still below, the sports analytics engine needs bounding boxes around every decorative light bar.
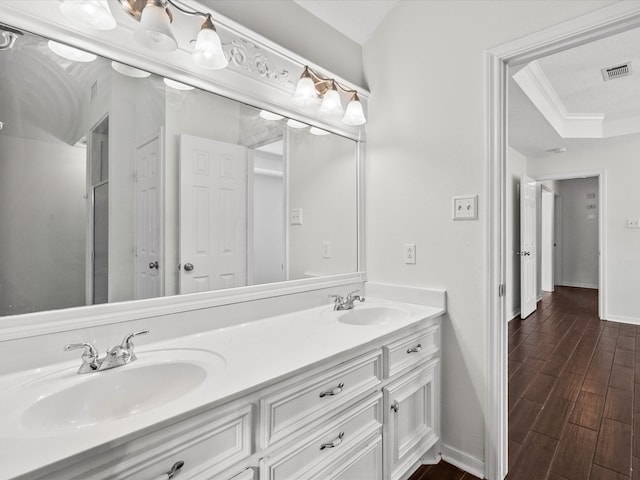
[293,66,366,126]
[59,0,228,69]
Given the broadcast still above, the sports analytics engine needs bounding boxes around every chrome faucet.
[329,290,366,311]
[64,330,149,374]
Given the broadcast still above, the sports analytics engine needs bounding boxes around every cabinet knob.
[407,344,422,354]
[319,382,344,398]
[391,400,400,413]
[320,431,344,450]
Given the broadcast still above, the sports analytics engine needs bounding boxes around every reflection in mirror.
[0,27,358,317]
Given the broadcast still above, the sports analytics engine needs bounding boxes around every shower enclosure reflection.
[0,28,358,317]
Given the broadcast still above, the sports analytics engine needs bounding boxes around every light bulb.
[343,93,367,126]
[134,1,178,52]
[193,17,228,69]
[60,0,116,30]
[260,110,284,121]
[309,127,330,136]
[48,41,97,62]
[319,84,344,117]
[287,119,308,129]
[163,78,194,90]
[111,61,151,78]
[293,68,318,106]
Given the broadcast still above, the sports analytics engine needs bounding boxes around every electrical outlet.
[322,241,331,259]
[627,218,640,229]
[290,208,303,225]
[403,244,416,264]
[453,195,478,220]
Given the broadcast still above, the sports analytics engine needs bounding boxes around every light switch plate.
[322,241,331,258]
[290,208,303,225]
[403,244,416,264]
[453,195,478,220]
[627,218,640,228]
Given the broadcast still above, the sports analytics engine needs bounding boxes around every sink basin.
[0,348,225,435]
[337,305,411,326]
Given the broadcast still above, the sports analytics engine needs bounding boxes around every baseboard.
[440,443,485,479]
[606,314,640,326]
[558,282,598,289]
[508,308,521,321]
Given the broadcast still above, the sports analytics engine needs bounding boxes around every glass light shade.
[163,78,194,91]
[293,76,318,106]
[60,0,116,30]
[193,27,228,69]
[48,41,97,62]
[260,110,284,121]
[287,119,308,129]
[343,95,367,125]
[134,3,178,52]
[309,127,330,136]
[319,88,344,117]
[111,61,151,78]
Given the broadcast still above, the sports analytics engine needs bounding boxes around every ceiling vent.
[601,62,632,81]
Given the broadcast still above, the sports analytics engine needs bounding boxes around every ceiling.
[509,26,640,159]
[293,0,398,45]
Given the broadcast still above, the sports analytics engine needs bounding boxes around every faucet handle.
[347,290,365,302]
[64,342,99,373]
[329,294,343,302]
[346,290,359,299]
[120,330,149,360]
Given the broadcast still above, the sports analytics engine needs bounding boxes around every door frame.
[486,3,640,479]
[540,184,554,293]
[534,171,605,316]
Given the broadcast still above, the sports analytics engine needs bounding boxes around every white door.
[520,175,537,318]
[179,134,247,294]
[134,132,163,300]
[541,188,554,292]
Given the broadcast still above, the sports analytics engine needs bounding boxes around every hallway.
[507,287,638,479]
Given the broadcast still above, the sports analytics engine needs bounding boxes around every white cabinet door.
[384,360,440,480]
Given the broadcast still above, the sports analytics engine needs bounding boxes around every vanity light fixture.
[48,40,97,62]
[163,77,194,90]
[118,0,228,69]
[293,66,367,126]
[60,0,117,31]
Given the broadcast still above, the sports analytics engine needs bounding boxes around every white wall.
[507,147,527,319]
[0,135,86,315]
[288,129,358,279]
[556,177,599,289]
[528,136,640,322]
[363,0,614,468]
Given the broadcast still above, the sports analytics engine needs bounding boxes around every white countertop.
[0,298,444,479]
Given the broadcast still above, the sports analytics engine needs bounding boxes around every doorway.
[487,5,640,479]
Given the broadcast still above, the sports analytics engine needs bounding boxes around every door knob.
[184,263,194,272]
[149,261,159,269]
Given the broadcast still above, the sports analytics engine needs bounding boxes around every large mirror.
[0,26,358,317]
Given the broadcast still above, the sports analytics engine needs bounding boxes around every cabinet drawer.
[311,433,382,480]
[259,349,382,448]
[384,323,439,379]
[45,401,253,480]
[259,392,382,480]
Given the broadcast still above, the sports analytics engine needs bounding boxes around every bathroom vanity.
[0,297,443,480]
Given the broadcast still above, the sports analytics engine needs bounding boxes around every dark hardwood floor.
[409,460,481,480]
[508,286,639,479]
[410,287,638,480]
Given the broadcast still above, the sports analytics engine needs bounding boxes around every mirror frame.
[0,0,368,341]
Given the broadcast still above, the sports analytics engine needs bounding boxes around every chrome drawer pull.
[166,461,184,479]
[391,401,400,413]
[320,431,345,450]
[319,382,344,398]
[406,343,422,354]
